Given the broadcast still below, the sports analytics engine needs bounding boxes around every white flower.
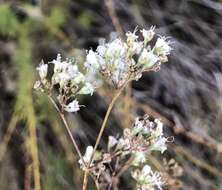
[72,72,85,84]
[151,172,164,190]
[142,165,152,176]
[36,62,48,80]
[150,137,167,153]
[132,165,164,190]
[97,45,106,56]
[108,136,118,150]
[126,31,138,44]
[141,26,155,43]
[132,165,152,182]
[152,119,163,137]
[54,72,70,87]
[78,82,94,95]
[105,38,126,58]
[110,58,128,85]
[64,99,80,112]
[132,151,146,166]
[138,49,159,69]
[154,37,172,55]
[51,54,85,87]
[51,54,67,73]
[132,118,144,135]
[114,58,126,71]
[128,41,143,55]
[84,146,94,163]
[85,50,100,69]
[116,138,130,150]
[66,64,79,78]
[78,146,94,169]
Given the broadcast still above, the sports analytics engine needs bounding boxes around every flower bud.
[36,61,48,80]
[154,37,172,56]
[141,26,155,44]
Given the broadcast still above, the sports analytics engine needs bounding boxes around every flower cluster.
[132,165,164,190]
[34,27,173,190]
[85,27,172,89]
[107,115,168,166]
[79,115,169,190]
[34,54,95,112]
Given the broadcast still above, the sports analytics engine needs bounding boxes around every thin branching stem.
[83,80,130,190]
[48,95,86,167]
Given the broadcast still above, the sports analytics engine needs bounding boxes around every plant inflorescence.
[35,27,172,190]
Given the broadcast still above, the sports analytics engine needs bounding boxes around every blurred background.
[0,0,222,189]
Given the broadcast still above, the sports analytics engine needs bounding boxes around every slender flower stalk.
[48,95,87,167]
[82,79,130,190]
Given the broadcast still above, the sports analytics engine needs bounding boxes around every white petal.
[78,82,94,95]
[37,63,48,79]
[84,146,94,163]
[64,100,80,112]
[108,136,118,150]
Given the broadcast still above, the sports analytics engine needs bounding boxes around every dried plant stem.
[105,0,124,37]
[83,81,129,190]
[48,95,86,166]
[108,157,134,190]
